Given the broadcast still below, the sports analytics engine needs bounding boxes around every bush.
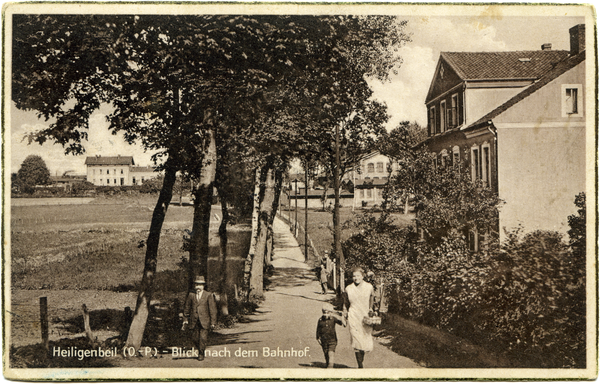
[344,220,586,367]
[71,181,96,194]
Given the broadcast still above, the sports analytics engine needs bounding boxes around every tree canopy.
[16,155,51,193]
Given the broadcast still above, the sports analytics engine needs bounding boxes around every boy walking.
[316,303,346,368]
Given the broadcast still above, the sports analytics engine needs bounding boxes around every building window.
[377,189,383,198]
[562,84,583,117]
[429,106,436,135]
[469,228,488,252]
[133,177,136,185]
[366,189,372,198]
[114,179,117,184]
[376,162,384,173]
[367,163,374,173]
[107,170,110,175]
[440,149,450,168]
[93,169,96,175]
[386,162,391,172]
[99,169,102,174]
[469,229,477,252]
[120,178,124,185]
[451,94,458,127]
[113,169,116,174]
[440,100,446,132]
[107,179,110,184]
[471,146,481,181]
[452,146,460,167]
[482,143,491,187]
[141,177,145,183]
[360,190,364,198]
[100,179,102,184]
[121,169,124,174]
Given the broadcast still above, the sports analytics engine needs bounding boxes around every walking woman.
[343,267,375,368]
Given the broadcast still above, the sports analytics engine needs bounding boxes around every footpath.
[201,216,417,369]
[125,216,419,369]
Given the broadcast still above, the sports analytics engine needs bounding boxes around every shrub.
[71,181,96,194]
[344,220,586,367]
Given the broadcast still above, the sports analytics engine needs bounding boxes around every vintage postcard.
[2,2,597,381]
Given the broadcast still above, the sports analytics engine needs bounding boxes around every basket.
[362,316,381,326]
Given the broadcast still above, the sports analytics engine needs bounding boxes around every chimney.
[541,43,552,51]
[569,24,585,55]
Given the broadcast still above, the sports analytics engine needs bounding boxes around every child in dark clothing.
[316,303,346,368]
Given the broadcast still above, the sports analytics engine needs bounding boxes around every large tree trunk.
[125,160,177,350]
[188,128,217,291]
[243,168,262,292]
[248,163,278,302]
[217,197,230,316]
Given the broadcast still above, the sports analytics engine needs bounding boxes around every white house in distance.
[85,155,158,186]
[351,151,398,207]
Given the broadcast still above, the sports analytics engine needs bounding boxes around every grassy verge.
[279,207,414,262]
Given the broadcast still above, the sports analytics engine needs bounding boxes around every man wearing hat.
[182,276,217,361]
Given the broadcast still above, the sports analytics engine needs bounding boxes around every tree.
[17,155,51,193]
[388,149,501,245]
[568,192,586,260]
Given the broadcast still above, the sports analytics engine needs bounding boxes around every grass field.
[279,206,415,261]
[9,195,251,364]
[11,195,251,293]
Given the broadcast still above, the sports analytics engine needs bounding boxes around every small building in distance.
[352,151,398,207]
[85,155,158,186]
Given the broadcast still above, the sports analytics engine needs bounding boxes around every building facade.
[421,24,587,246]
[85,155,158,186]
[352,151,398,207]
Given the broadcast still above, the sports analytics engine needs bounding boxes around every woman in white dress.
[343,267,375,368]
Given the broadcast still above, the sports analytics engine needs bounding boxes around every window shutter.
[436,105,440,134]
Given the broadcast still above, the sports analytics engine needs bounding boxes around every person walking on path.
[319,263,329,294]
[343,267,375,368]
[316,302,346,368]
[182,276,217,361]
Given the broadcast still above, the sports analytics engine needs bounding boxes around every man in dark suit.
[182,276,217,361]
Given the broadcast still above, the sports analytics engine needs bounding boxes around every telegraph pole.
[304,164,309,261]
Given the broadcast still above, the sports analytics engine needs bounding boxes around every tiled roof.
[441,50,569,80]
[467,50,585,130]
[130,166,157,173]
[85,156,134,166]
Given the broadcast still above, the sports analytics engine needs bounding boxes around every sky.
[9,15,585,176]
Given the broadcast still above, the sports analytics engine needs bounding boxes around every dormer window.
[562,84,583,117]
[518,58,531,62]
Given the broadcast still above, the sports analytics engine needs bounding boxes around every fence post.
[39,297,49,351]
[82,304,95,343]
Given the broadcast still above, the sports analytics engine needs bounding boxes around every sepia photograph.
[2,2,597,380]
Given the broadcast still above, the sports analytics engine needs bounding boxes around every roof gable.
[425,56,464,103]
